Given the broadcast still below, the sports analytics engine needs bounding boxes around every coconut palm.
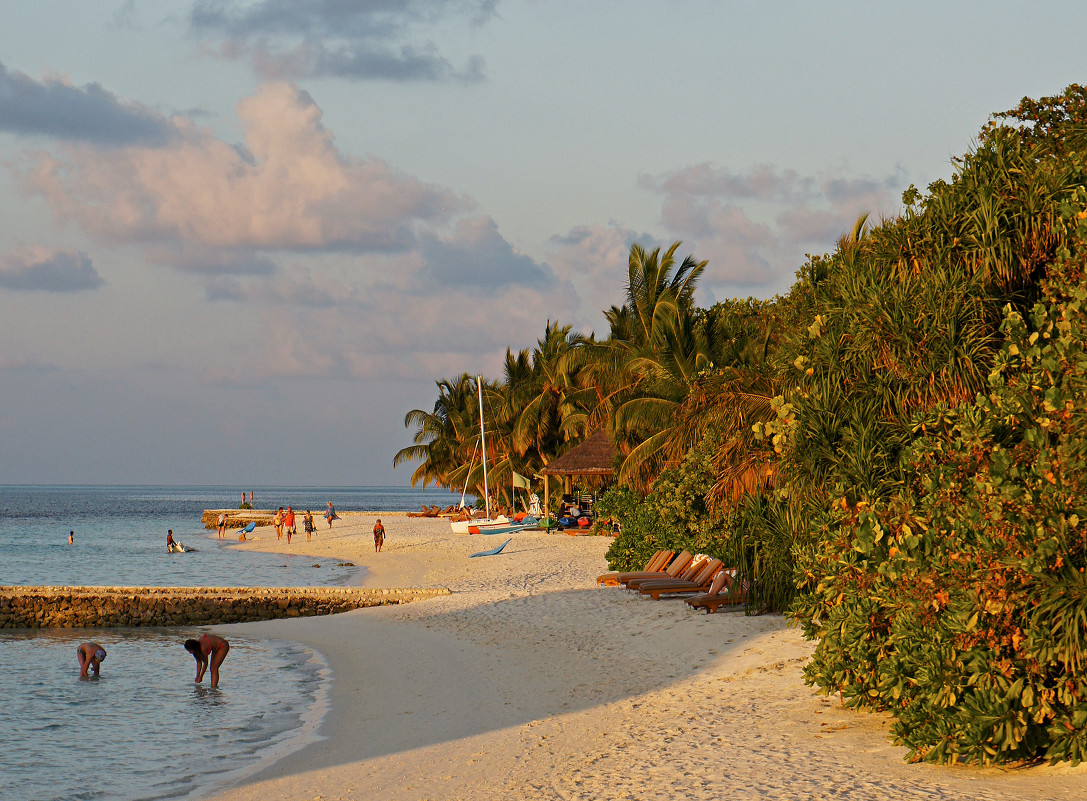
[394,374,481,489]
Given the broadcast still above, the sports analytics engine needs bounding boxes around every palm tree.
[511,321,589,462]
[579,241,709,437]
[394,374,480,489]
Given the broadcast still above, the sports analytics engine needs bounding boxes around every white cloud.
[18,81,468,255]
[640,162,905,295]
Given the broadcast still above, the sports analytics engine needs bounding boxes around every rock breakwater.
[0,585,451,629]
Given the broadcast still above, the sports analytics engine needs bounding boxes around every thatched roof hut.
[539,430,616,478]
[538,430,616,516]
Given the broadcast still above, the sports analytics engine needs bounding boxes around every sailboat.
[450,376,508,534]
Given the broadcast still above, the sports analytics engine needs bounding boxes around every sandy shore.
[206,514,1087,801]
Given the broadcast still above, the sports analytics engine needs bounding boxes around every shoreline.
[205,515,1087,801]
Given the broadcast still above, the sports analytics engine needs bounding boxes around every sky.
[1,0,1085,487]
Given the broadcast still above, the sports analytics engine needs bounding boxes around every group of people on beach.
[77,633,230,687]
[271,506,329,542]
[208,500,347,545]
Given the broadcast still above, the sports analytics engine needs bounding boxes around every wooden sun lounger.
[635,559,725,600]
[617,550,694,588]
[625,555,708,592]
[685,568,747,613]
[597,549,673,586]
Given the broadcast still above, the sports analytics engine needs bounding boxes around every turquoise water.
[0,485,458,801]
[0,484,459,587]
[0,630,327,801]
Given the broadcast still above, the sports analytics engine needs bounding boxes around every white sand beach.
[208,515,1087,801]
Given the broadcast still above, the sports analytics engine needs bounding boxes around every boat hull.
[450,515,509,534]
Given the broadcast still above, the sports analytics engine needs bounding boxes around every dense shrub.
[601,429,727,571]
[793,214,1087,764]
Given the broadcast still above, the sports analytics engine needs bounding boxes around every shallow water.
[0,484,458,801]
[0,484,457,587]
[0,630,327,801]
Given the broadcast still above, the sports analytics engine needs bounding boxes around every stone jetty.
[0,585,451,629]
[202,509,276,529]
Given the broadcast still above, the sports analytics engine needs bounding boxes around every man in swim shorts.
[184,633,230,688]
[166,530,177,552]
[284,506,295,543]
[77,642,107,677]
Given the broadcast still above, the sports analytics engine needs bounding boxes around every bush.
[793,226,1087,764]
[601,430,728,571]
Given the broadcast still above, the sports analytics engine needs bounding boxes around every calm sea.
[0,485,458,801]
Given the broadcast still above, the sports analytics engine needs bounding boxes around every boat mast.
[477,375,490,518]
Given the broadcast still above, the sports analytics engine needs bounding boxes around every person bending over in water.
[77,642,107,677]
[184,633,230,688]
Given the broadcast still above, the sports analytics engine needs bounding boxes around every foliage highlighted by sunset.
[399,85,1087,764]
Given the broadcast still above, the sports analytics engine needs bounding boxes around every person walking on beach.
[304,510,315,541]
[284,507,295,544]
[274,507,284,540]
[77,642,107,677]
[373,519,386,552]
[216,512,227,539]
[184,633,230,688]
[325,501,337,529]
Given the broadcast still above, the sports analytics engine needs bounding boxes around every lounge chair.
[616,550,694,588]
[634,559,725,600]
[685,568,747,613]
[625,555,709,592]
[596,549,673,586]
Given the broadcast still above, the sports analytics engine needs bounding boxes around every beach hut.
[538,430,617,520]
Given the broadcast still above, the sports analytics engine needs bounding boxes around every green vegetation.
[397,85,1087,764]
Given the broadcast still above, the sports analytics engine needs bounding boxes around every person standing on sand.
[325,501,337,528]
[216,513,227,539]
[77,642,106,677]
[304,511,315,541]
[373,519,385,552]
[274,507,284,540]
[284,507,295,544]
[184,633,230,688]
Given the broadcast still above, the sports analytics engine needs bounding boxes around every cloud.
[545,222,655,331]
[417,216,552,289]
[0,61,174,146]
[0,246,103,292]
[189,0,495,82]
[18,81,468,256]
[640,162,905,294]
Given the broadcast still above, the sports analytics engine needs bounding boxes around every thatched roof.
[539,430,616,477]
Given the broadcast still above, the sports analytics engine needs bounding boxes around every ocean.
[0,484,459,801]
